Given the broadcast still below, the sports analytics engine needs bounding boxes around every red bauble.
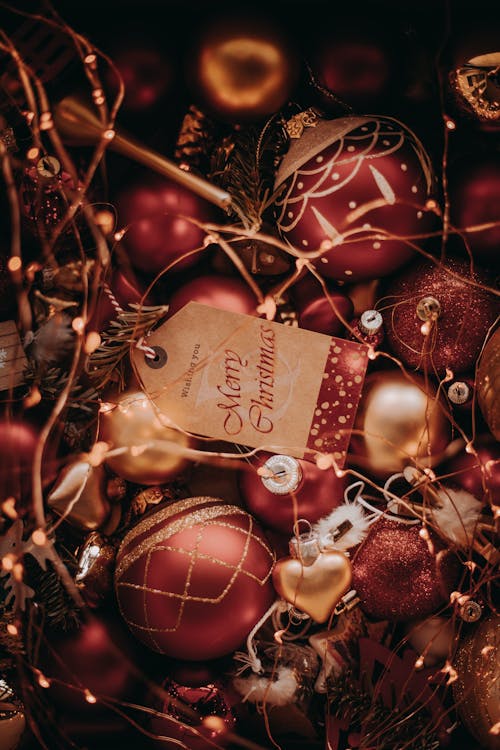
[440,436,500,503]
[449,154,500,260]
[312,35,391,108]
[115,174,214,274]
[351,517,460,621]
[382,258,498,375]
[238,453,346,535]
[274,115,436,281]
[37,615,140,718]
[115,497,275,660]
[149,677,235,750]
[290,275,353,335]
[89,268,143,332]
[105,44,172,113]
[0,419,56,507]
[167,275,258,317]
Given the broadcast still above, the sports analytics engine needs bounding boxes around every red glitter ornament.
[382,258,498,375]
[167,274,258,318]
[114,497,275,660]
[274,114,436,281]
[351,517,460,621]
[239,453,346,535]
[20,162,78,234]
[115,174,214,275]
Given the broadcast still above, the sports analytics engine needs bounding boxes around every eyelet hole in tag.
[145,345,168,369]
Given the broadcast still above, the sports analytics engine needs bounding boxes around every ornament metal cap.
[289,530,321,566]
[448,381,471,405]
[261,454,303,494]
[416,296,441,321]
[359,309,383,335]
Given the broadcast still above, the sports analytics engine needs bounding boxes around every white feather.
[233,667,298,706]
[431,487,483,547]
[314,502,371,551]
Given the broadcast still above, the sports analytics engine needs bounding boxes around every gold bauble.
[272,551,352,624]
[350,370,451,478]
[0,703,25,750]
[47,457,111,531]
[453,615,500,749]
[477,328,500,440]
[99,390,193,485]
[192,19,297,121]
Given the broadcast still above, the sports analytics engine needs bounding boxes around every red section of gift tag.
[0,321,27,392]
[133,302,368,462]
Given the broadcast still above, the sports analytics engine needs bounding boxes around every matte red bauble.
[449,155,500,260]
[116,175,214,274]
[313,36,391,107]
[115,497,275,660]
[89,268,143,332]
[149,677,235,750]
[37,615,139,717]
[290,276,353,336]
[0,419,56,507]
[239,453,346,535]
[274,114,435,281]
[382,258,498,375]
[440,436,500,504]
[105,44,172,112]
[167,275,258,318]
[351,517,460,621]
[190,17,298,122]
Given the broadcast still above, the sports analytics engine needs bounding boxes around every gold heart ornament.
[272,550,352,623]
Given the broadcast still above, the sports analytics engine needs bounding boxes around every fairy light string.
[0,2,497,749]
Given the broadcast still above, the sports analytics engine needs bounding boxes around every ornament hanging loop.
[290,519,320,565]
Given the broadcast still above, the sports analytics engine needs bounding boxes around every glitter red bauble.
[449,154,500,260]
[290,276,353,336]
[274,115,436,282]
[382,258,498,375]
[149,677,235,750]
[167,274,258,318]
[440,436,500,504]
[115,497,275,660]
[351,517,460,621]
[115,174,214,275]
[238,453,346,535]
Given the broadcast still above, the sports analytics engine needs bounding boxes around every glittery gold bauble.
[350,370,451,478]
[477,328,500,440]
[99,390,193,485]
[47,457,111,531]
[453,615,500,749]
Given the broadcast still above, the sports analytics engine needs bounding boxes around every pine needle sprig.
[327,672,441,750]
[86,303,168,390]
